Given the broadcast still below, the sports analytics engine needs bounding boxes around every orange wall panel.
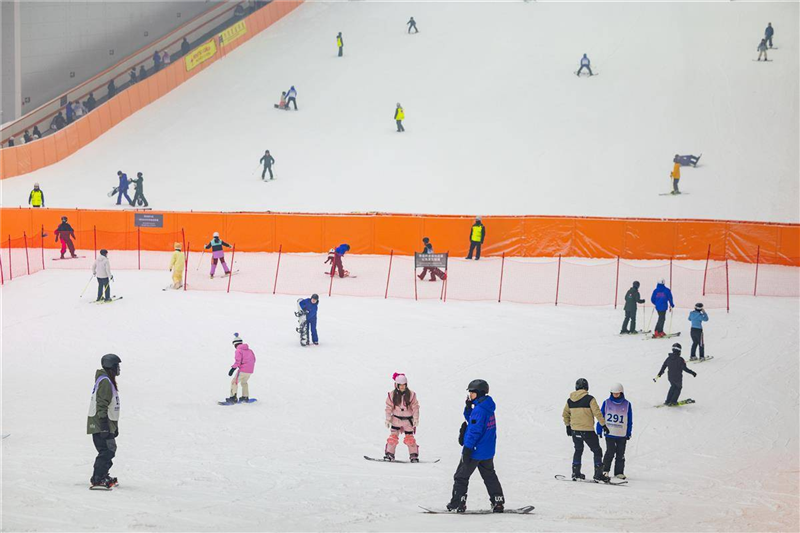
[41,136,57,166]
[28,139,45,172]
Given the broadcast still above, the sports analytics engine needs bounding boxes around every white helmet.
[610,383,624,394]
[213,231,220,238]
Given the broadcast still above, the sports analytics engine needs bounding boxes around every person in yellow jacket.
[562,378,610,482]
[394,103,405,132]
[28,182,45,207]
[670,159,681,195]
[168,242,185,289]
[337,32,343,57]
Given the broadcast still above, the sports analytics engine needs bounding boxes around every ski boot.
[571,463,585,480]
[491,495,505,513]
[409,453,419,463]
[383,452,395,462]
[103,475,119,487]
[90,477,114,490]
[615,474,627,480]
[446,496,467,513]
[239,396,249,403]
[225,395,237,405]
[594,466,610,483]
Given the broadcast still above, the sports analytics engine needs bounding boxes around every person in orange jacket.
[670,160,681,195]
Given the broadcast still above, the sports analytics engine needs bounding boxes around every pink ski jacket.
[385,390,419,426]
[231,344,256,374]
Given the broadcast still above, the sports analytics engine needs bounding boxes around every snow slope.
[2,269,798,531]
[1,1,798,222]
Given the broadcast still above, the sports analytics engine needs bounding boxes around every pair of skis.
[655,398,696,408]
[554,474,627,486]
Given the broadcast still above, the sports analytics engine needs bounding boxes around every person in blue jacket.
[596,383,632,480]
[650,279,674,338]
[577,54,593,76]
[298,294,320,345]
[327,243,351,278]
[115,171,132,206]
[447,379,505,513]
[286,86,298,110]
[765,23,774,48]
[688,302,709,360]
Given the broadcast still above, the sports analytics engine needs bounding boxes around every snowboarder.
[673,154,701,167]
[395,103,405,132]
[129,172,148,207]
[655,343,696,406]
[168,242,185,289]
[407,17,418,33]
[87,353,121,489]
[260,150,275,180]
[418,237,446,281]
[577,54,593,76]
[336,32,343,57]
[596,383,632,480]
[115,171,132,205]
[621,281,645,334]
[298,294,320,345]
[765,22,774,48]
[466,216,486,260]
[204,232,232,278]
[326,243,350,278]
[286,86,298,110]
[670,158,681,194]
[92,249,113,301]
[28,182,45,208]
[688,302,708,360]
[650,279,674,337]
[225,333,256,404]
[563,378,610,482]
[757,38,769,61]
[384,372,420,462]
[55,216,77,259]
[447,379,505,513]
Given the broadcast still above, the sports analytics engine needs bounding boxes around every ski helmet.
[393,372,408,387]
[610,383,624,394]
[575,378,589,391]
[695,302,704,310]
[632,281,640,288]
[213,231,220,238]
[659,278,666,285]
[100,249,108,256]
[672,343,682,354]
[422,237,429,243]
[61,216,67,222]
[34,182,39,187]
[101,354,121,376]
[467,379,489,396]
[232,333,243,346]
[311,293,319,301]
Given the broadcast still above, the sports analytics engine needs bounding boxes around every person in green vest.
[87,354,122,490]
[28,182,45,207]
[466,216,486,260]
[337,32,343,57]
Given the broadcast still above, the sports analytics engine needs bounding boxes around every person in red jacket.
[55,216,77,259]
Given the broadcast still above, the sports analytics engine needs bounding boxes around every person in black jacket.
[655,343,697,406]
[85,93,97,112]
[32,125,42,138]
[407,17,418,33]
[181,37,191,57]
[620,281,645,334]
[466,217,486,260]
[417,237,446,281]
[260,150,275,180]
[107,79,117,99]
[129,172,148,207]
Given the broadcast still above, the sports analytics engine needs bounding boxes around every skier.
[286,86,298,110]
[764,22,774,48]
[673,154,701,167]
[596,383,632,480]
[87,354,121,489]
[407,17,418,33]
[447,379,505,513]
[298,294,320,345]
[466,216,486,260]
[326,243,350,278]
[336,32,343,57]
[55,216,78,259]
[204,232,232,278]
[129,172,148,207]
[620,281,645,334]
[650,279,674,338]
[395,103,405,132]
[115,171,132,206]
[418,237,446,281]
[670,158,681,194]
[577,54,593,76]
[224,333,256,404]
[260,150,275,180]
[655,343,697,406]
[757,39,769,61]
[384,372,420,462]
[688,302,708,361]
[92,249,113,302]
[28,182,45,208]
[168,242,185,289]
[563,378,610,482]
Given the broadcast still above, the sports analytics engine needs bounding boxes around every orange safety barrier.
[1,208,798,266]
[0,0,303,180]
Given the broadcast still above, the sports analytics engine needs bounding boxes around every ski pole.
[645,306,654,333]
[667,307,674,335]
[196,249,206,271]
[79,275,94,298]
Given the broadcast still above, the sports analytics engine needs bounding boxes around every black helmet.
[632,280,640,288]
[672,343,682,354]
[311,293,319,301]
[61,216,67,221]
[575,378,589,391]
[695,302,704,310]
[422,237,429,243]
[101,354,121,375]
[100,249,108,256]
[467,379,489,396]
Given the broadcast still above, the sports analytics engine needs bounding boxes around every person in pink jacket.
[384,372,420,462]
[225,333,256,404]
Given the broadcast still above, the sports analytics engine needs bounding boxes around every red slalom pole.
[23,232,30,275]
[753,245,760,296]
[384,250,394,299]
[184,242,190,291]
[226,245,236,294]
[498,252,505,303]
[272,244,282,295]
[555,254,562,306]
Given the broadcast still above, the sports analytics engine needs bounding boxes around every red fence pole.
[184,242,190,291]
[614,255,620,309]
[555,254,562,306]
[327,257,335,297]
[272,244,282,295]
[669,256,673,288]
[41,225,45,270]
[384,250,394,299]
[226,245,236,294]
[181,228,186,253]
[498,252,506,303]
[702,244,711,295]
[7,235,12,281]
[137,227,141,270]
[23,232,30,275]
[753,245,760,296]
[725,259,730,313]
[93,226,97,259]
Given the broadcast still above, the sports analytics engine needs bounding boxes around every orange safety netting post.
[726,260,730,313]
[7,235,12,281]
[498,252,506,303]
[555,254,562,306]
[442,251,449,303]
[385,250,394,299]
[272,244,282,295]
[702,244,711,295]
[754,246,760,296]
[184,242,190,291]
[23,232,30,275]
[226,244,236,294]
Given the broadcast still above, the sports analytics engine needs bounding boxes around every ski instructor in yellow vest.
[28,182,45,207]
[466,216,486,260]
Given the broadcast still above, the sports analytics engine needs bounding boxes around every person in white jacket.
[92,249,114,302]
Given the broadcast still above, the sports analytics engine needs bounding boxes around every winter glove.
[110,275,114,281]
[465,398,473,409]
[602,425,610,436]
[625,436,631,441]
[462,447,473,462]
[228,368,235,377]
[566,426,572,437]
[458,421,467,445]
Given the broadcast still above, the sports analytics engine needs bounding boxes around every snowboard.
[89,484,113,491]
[554,474,627,486]
[688,356,714,363]
[295,298,309,346]
[91,296,123,304]
[643,332,681,340]
[752,59,773,62]
[364,455,440,464]
[52,256,86,260]
[274,104,295,110]
[107,187,119,197]
[659,192,690,196]
[655,398,696,408]
[574,71,599,77]
[218,398,258,406]
[323,272,357,278]
[419,505,534,515]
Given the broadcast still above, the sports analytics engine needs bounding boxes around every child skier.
[204,232,232,278]
[688,303,709,360]
[168,242,185,289]
[563,378,610,482]
[655,343,697,406]
[87,354,122,489]
[757,38,769,61]
[55,216,78,259]
[596,383,632,480]
[650,279,675,337]
[620,280,645,334]
[225,333,256,404]
[384,372,420,462]
[670,159,681,194]
[298,294,320,345]
[417,237,446,281]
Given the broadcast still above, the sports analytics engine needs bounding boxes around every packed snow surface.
[1,1,798,222]
[2,269,799,531]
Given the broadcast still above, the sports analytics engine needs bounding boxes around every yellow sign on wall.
[220,20,247,46]
[185,39,218,72]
